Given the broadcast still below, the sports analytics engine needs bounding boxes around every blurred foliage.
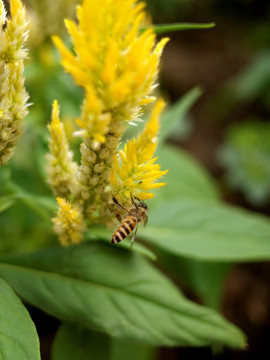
[24,0,79,43]
[210,52,270,120]
[212,51,270,206]
[219,121,270,206]
[25,44,83,127]
[145,0,189,20]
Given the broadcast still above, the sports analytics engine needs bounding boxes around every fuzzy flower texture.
[47,0,169,246]
[0,0,29,165]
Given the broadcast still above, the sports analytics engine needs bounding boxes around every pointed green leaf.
[0,277,41,360]
[144,23,216,35]
[52,323,110,360]
[142,199,270,261]
[0,243,246,348]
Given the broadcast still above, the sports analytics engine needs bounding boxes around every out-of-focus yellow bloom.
[53,197,85,246]
[0,0,29,165]
[26,0,79,45]
[46,100,79,198]
[110,99,167,202]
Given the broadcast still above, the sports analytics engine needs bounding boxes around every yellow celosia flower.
[46,100,79,198]
[48,0,168,241]
[52,0,169,143]
[53,197,85,246]
[110,99,167,202]
[0,0,29,165]
[50,0,168,223]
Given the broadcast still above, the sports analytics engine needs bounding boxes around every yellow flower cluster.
[47,0,168,245]
[53,197,85,246]
[110,99,168,203]
[0,0,29,165]
[53,0,168,138]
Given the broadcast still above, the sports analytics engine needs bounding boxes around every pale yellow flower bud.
[46,100,79,198]
[53,197,85,246]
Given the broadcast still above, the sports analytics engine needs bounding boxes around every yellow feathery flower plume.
[48,0,168,241]
[53,0,169,137]
[46,100,79,198]
[53,197,85,246]
[0,0,29,165]
[110,99,168,203]
[50,0,168,223]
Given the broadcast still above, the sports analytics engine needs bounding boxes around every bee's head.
[139,202,148,210]
[132,194,148,211]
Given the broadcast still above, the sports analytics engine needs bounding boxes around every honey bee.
[111,194,148,248]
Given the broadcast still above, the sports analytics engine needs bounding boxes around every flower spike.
[47,0,169,242]
[0,0,29,165]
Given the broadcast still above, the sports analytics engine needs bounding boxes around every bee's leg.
[112,196,129,213]
[115,209,122,223]
[130,226,138,249]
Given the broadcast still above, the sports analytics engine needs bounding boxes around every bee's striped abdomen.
[111,216,137,244]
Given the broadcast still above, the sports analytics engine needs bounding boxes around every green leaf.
[219,120,270,206]
[151,146,219,205]
[52,323,110,360]
[111,338,156,360]
[0,195,15,213]
[159,87,202,145]
[0,277,41,360]
[85,227,158,261]
[147,23,216,35]
[0,243,246,348]
[142,198,270,261]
